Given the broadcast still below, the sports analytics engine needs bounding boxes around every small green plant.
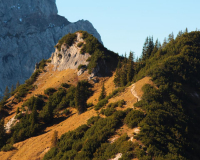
[38,59,47,70]
[87,103,93,108]
[94,98,108,110]
[124,110,144,128]
[61,83,70,88]
[44,88,56,96]
[100,107,116,116]
[63,109,71,116]
[55,33,77,51]
[77,42,84,48]
[47,59,51,63]
[1,144,14,151]
[78,64,87,71]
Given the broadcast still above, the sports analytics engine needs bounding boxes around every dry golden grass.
[135,76,155,98]
[1,60,153,160]
[87,74,116,105]
[0,108,97,160]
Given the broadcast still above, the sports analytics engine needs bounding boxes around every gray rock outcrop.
[51,33,90,71]
[0,0,102,95]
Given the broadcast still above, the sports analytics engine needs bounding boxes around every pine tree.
[142,37,149,61]
[162,37,167,48]
[29,106,38,135]
[11,85,14,93]
[16,81,20,89]
[4,86,10,99]
[177,30,183,38]
[146,36,154,58]
[75,81,89,114]
[99,82,106,101]
[151,39,159,56]
[168,32,174,42]
[114,59,122,87]
[51,130,58,147]
[120,66,127,87]
[127,52,134,83]
[185,27,188,33]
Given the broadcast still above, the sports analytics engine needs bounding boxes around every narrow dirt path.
[131,83,141,102]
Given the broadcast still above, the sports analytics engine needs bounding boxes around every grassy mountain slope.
[1,31,200,160]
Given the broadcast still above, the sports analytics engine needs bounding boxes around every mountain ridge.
[0,0,102,96]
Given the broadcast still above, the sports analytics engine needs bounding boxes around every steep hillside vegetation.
[42,31,200,160]
[132,31,200,159]
[0,31,200,160]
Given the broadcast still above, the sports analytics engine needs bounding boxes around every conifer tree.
[185,27,188,33]
[51,130,58,147]
[16,81,20,89]
[142,37,149,61]
[162,37,167,48]
[11,85,14,94]
[120,66,127,87]
[4,86,10,99]
[151,39,159,56]
[99,82,106,101]
[127,52,134,83]
[177,30,183,38]
[146,36,154,58]
[114,60,122,87]
[168,32,174,42]
[75,81,90,114]
[29,106,38,135]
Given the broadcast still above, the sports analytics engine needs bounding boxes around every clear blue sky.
[56,0,200,58]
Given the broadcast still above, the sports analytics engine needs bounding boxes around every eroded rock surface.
[51,33,90,71]
[0,0,102,95]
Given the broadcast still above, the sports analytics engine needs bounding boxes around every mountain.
[0,0,102,96]
[0,31,200,160]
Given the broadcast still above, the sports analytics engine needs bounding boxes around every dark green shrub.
[87,116,100,126]
[1,144,14,151]
[44,88,56,96]
[15,112,23,120]
[94,98,108,110]
[78,31,119,74]
[56,33,77,51]
[43,147,58,160]
[44,113,122,159]
[46,59,51,63]
[63,109,70,116]
[107,100,125,108]
[100,108,116,117]
[112,110,126,119]
[77,42,84,48]
[61,83,70,88]
[87,102,93,108]
[22,96,44,110]
[72,141,82,151]
[38,59,47,70]
[14,84,33,102]
[78,64,87,71]
[124,110,144,128]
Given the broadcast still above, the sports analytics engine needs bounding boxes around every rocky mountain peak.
[0,0,102,96]
[0,0,57,18]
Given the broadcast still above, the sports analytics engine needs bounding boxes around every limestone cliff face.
[0,0,102,95]
[51,33,90,71]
